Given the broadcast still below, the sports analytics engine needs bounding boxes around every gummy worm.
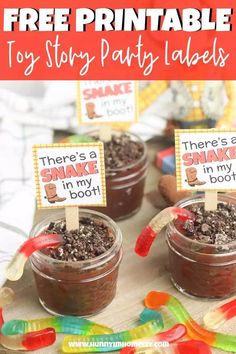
[61,319,164,353]
[0,328,56,351]
[5,233,62,281]
[204,298,236,330]
[0,287,56,351]
[120,324,187,354]
[0,287,14,326]
[121,340,211,354]
[139,309,163,325]
[135,207,192,257]
[145,291,236,352]
[2,316,113,336]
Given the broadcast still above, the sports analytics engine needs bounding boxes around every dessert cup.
[166,194,236,299]
[89,130,148,220]
[30,209,123,316]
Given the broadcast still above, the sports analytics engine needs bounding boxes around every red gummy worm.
[176,340,212,354]
[135,226,156,257]
[172,207,193,222]
[20,234,61,257]
[135,207,193,257]
[21,328,56,350]
[219,299,236,320]
[157,324,186,343]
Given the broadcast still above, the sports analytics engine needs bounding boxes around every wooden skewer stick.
[65,206,79,231]
[99,125,112,142]
[205,191,218,211]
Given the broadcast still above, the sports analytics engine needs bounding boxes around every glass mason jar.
[89,130,149,220]
[166,194,236,300]
[30,209,123,316]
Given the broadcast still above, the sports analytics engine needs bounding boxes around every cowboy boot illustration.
[185,167,206,187]
[86,102,103,119]
[44,183,66,203]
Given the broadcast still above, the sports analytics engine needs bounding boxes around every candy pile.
[2,225,236,352]
[145,292,236,353]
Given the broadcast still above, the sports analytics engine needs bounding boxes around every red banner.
[0,0,235,79]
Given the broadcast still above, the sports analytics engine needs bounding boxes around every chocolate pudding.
[94,133,148,220]
[30,210,123,316]
[45,218,115,261]
[65,132,148,220]
[166,195,236,299]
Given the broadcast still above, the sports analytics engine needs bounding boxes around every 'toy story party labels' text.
[175,129,236,210]
[33,143,106,230]
[0,1,236,79]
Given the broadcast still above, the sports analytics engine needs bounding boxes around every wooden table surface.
[3,139,236,354]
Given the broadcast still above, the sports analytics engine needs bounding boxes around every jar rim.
[168,194,236,251]
[87,129,148,172]
[30,209,123,268]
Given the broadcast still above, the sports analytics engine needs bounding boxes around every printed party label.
[33,143,106,209]
[175,129,236,191]
[77,80,139,125]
